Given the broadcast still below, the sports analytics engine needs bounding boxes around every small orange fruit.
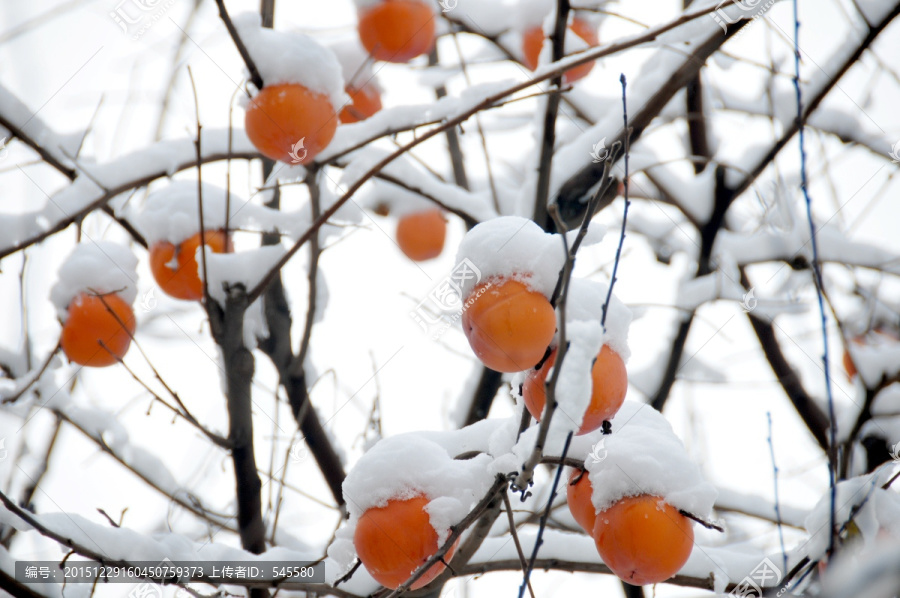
[358,0,435,63]
[244,83,338,163]
[462,278,556,373]
[61,292,136,368]
[354,495,457,589]
[593,495,694,586]
[149,230,232,301]
[567,469,596,533]
[522,17,598,84]
[523,345,627,435]
[396,209,446,261]
[340,82,383,123]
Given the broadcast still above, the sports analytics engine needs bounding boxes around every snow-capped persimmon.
[462,278,556,373]
[522,17,598,84]
[592,495,694,586]
[396,209,446,261]
[523,344,627,435]
[61,292,136,368]
[340,82,383,123]
[567,469,596,533]
[149,230,232,301]
[244,83,337,163]
[358,0,435,63]
[354,495,458,589]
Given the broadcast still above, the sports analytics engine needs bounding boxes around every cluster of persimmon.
[243,0,437,163]
[567,472,694,585]
[521,14,599,84]
[59,228,233,368]
[459,271,627,434]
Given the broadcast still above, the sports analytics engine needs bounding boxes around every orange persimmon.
[358,0,435,63]
[340,82,383,123]
[567,469,596,533]
[244,83,337,163]
[523,344,627,435]
[522,17,598,84]
[461,278,556,373]
[593,495,694,586]
[149,230,232,301]
[396,209,446,261]
[354,495,457,589]
[61,292,136,368]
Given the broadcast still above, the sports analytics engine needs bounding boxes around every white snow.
[847,338,900,389]
[138,181,306,245]
[330,432,496,584]
[455,216,565,298]
[233,14,347,110]
[565,278,632,360]
[337,148,498,221]
[581,400,718,516]
[203,245,285,346]
[328,37,379,90]
[803,469,900,561]
[49,241,138,321]
[340,433,494,539]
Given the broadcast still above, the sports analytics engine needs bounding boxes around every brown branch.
[257,170,347,507]
[208,286,267,554]
[462,367,504,426]
[729,1,900,200]
[0,105,76,179]
[0,147,257,260]
[740,268,830,450]
[54,410,236,531]
[214,0,264,91]
[430,46,470,191]
[532,0,571,230]
[246,5,759,303]
[554,23,748,215]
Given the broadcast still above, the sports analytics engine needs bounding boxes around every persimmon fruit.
[396,209,446,261]
[461,278,556,373]
[149,230,232,301]
[354,495,457,589]
[244,83,337,163]
[358,0,435,63]
[61,292,136,368]
[567,469,596,533]
[340,82,383,123]
[522,17,598,84]
[592,495,694,586]
[523,344,627,434]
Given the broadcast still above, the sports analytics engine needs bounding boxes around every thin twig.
[601,74,631,329]
[519,432,573,598]
[767,411,787,571]
[791,0,837,555]
[502,491,536,598]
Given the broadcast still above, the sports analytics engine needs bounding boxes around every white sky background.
[1,0,900,596]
